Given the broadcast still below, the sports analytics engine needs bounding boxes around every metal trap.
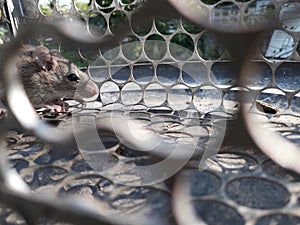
[0,0,300,224]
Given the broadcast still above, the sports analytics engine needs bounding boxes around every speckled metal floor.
[2,102,300,225]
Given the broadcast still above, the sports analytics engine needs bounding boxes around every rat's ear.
[50,49,61,57]
[44,57,58,71]
[35,56,57,71]
[32,45,50,56]
[33,46,57,71]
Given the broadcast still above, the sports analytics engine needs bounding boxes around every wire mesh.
[0,0,300,224]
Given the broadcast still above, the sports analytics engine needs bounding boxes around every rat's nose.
[87,80,99,97]
[92,87,99,96]
[79,80,99,101]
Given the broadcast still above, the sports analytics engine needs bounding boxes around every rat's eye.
[67,73,80,82]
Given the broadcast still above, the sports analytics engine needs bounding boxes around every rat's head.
[30,46,99,101]
[51,58,99,101]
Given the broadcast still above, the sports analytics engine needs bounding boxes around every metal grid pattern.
[0,0,300,224]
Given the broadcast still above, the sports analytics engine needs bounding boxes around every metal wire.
[0,0,300,224]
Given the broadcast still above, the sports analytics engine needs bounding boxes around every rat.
[0,44,99,115]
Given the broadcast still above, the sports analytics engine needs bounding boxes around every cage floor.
[2,102,300,225]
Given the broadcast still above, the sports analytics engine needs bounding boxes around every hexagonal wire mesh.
[0,0,300,224]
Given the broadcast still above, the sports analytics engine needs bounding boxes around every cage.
[0,0,300,224]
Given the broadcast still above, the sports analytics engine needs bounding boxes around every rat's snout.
[86,80,99,96]
[77,79,99,101]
